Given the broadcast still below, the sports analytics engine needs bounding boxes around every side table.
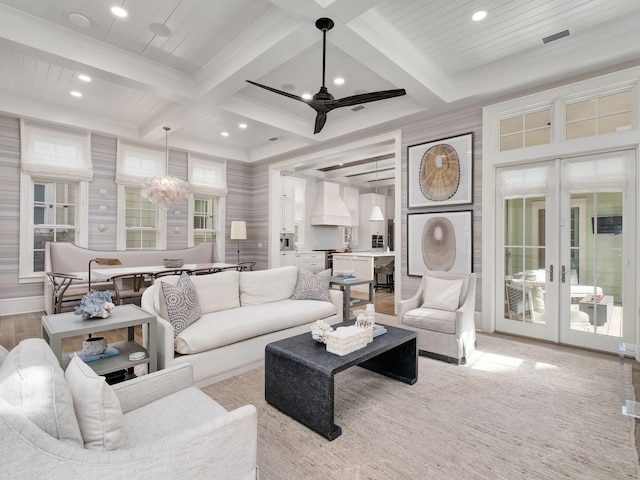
[330,277,374,321]
[41,304,157,377]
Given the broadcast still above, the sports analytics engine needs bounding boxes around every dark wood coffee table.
[265,322,417,440]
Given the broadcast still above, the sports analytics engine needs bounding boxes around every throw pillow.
[0,339,83,447]
[291,268,331,302]
[65,354,127,450]
[421,276,464,312]
[161,272,201,338]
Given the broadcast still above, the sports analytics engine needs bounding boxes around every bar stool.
[374,260,394,292]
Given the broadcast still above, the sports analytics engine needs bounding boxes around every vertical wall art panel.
[408,132,473,208]
[407,211,473,275]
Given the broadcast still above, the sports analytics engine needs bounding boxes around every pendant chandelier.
[140,126,189,209]
[369,160,384,222]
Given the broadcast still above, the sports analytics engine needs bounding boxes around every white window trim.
[19,172,88,282]
[116,184,167,250]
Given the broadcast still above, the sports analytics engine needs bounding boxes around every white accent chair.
[0,339,258,479]
[397,271,476,365]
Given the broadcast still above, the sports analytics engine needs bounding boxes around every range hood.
[310,181,352,226]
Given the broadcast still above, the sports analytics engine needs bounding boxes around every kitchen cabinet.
[358,193,386,249]
[295,252,326,273]
[280,197,295,233]
[280,251,296,266]
[281,177,295,198]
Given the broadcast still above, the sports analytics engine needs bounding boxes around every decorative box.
[326,326,368,356]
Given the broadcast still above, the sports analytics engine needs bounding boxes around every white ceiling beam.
[0,5,195,103]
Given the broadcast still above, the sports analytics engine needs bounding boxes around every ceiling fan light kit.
[246,18,406,134]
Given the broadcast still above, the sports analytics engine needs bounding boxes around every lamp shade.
[369,206,384,222]
[230,221,247,240]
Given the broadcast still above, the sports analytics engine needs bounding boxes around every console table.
[265,322,417,440]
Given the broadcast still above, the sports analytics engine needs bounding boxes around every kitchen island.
[332,251,395,292]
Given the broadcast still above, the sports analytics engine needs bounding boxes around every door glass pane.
[569,192,623,337]
[504,197,546,324]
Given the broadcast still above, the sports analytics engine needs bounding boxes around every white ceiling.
[0,0,639,187]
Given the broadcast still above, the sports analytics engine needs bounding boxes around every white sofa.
[0,338,257,480]
[141,265,343,387]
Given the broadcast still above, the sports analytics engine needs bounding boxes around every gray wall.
[399,105,483,311]
[0,117,255,303]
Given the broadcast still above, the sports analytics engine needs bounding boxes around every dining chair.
[110,272,154,306]
[236,261,256,272]
[46,272,88,314]
[191,267,222,276]
[153,269,192,279]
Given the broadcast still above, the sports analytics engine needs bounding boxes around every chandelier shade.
[140,127,189,209]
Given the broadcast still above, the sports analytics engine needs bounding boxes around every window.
[19,121,90,280]
[500,107,552,152]
[32,181,78,272]
[343,226,356,245]
[124,186,158,250]
[116,140,167,250]
[193,195,217,244]
[187,154,227,248]
[565,90,632,140]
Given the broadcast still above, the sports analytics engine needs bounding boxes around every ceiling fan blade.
[314,112,328,134]
[332,89,407,110]
[245,80,306,103]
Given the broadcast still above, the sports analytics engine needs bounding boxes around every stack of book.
[68,345,120,363]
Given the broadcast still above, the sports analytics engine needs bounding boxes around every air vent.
[351,105,365,112]
[542,29,570,44]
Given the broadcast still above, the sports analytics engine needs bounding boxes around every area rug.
[202,328,639,480]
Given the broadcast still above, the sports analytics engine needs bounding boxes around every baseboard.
[0,296,44,316]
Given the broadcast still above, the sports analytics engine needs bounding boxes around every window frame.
[116,184,167,250]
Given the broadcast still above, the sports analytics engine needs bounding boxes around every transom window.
[565,90,632,140]
[500,108,552,152]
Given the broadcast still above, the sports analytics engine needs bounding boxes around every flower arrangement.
[311,320,334,343]
[74,290,116,320]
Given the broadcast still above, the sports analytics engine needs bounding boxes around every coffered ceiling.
[0,0,638,187]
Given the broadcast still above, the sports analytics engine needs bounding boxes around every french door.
[496,151,635,352]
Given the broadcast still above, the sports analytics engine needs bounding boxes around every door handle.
[561,265,566,283]
[549,265,553,282]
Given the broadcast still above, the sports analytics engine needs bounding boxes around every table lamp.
[88,257,122,291]
[230,221,247,264]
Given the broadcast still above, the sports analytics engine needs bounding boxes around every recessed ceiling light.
[238,123,247,129]
[334,77,344,85]
[111,6,128,18]
[70,91,83,98]
[221,132,229,137]
[78,74,91,82]
[302,93,312,100]
[67,12,92,28]
[472,11,487,21]
[149,22,172,37]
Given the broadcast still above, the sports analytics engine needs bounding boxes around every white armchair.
[397,271,476,365]
[0,339,258,480]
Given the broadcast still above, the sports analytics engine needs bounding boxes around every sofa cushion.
[154,270,240,315]
[161,273,202,338]
[403,307,458,334]
[124,386,228,447]
[291,269,331,301]
[0,338,83,446]
[239,265,298,306]
[175,299,337,354]
[65,354,127,450]
[422,276,464,312]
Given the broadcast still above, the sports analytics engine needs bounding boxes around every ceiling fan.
[246,18,406,134]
